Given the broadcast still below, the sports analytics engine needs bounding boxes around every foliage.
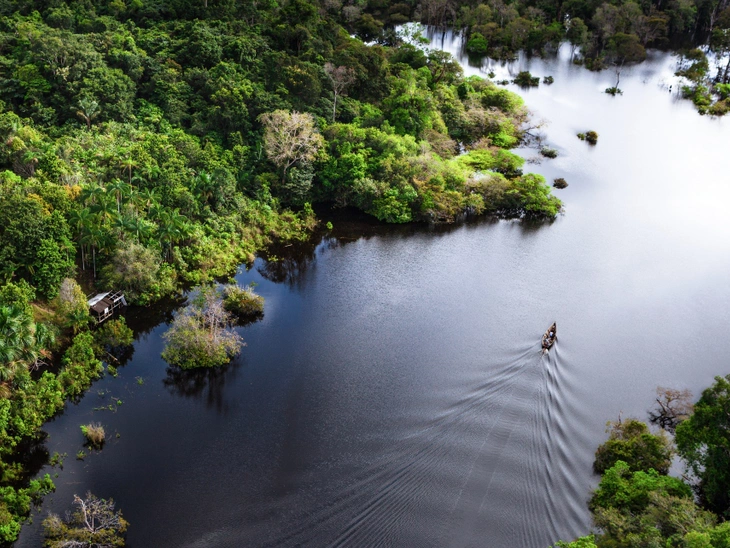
[553,178,568,188]
[80,423,105,448]
[162,288,244,369]
[593,418,673,475]
[93,318,134,361]
[513,71,541,87]
[540,147,558,158]
[57,332,104,399]
[55,278,90,334]
[223,284,265,321]
[552,536,598,548]
[676,375,730,516]
[43,492,128,548]
[585,131,599,145]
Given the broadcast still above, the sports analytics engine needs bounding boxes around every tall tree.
[676,374,730,516]
[324,63,355,122]
[258,110,324,183]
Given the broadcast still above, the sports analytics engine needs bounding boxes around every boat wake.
[261,338,592,548]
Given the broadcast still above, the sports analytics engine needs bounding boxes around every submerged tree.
[43,492,128,547]
[162,287,244,369]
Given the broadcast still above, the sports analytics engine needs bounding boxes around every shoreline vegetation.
[355,0,730,114]
[554,377,730,547]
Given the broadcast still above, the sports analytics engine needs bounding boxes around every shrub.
[223,284,264,320]
[540,147,558,158]
[513,71,540,87]
[605,86,623,95]
[553,178,568,188]
[93,318,134,360]
[585,131,598,144]
[57,333,104,398]
[543,76,554,84]
[577,133,586,140]
[81,423,105,448]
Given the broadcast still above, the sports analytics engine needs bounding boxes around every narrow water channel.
[17,34,730,547]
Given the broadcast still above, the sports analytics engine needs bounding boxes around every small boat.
[542,322,557,351]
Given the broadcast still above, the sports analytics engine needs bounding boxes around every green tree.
[676,375,730,516]
[594,419,673,475]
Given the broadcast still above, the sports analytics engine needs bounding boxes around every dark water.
[17,35,730,547]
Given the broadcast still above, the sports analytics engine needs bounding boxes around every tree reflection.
[162,359,240,414]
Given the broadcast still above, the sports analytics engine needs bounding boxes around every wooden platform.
[87,290,127,323]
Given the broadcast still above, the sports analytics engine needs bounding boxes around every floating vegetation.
[81,423,105,449]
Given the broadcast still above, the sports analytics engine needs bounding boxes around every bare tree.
[324,63,355,122]
[258,110,324,182]
[649,386,694,432]
[43,492,129,548]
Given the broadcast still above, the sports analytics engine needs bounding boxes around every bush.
[513,71,540,87]
[577,133,586,140]
[57,332,104,398]
[553,178,568,189]
[593,419,673,475]
[605,86,623,95]
[540,147,558,158]
[80,423,105,448]
[222,284,264,320]
[543,76,554,84]
[585,131,598,144]
[93,318,133,360]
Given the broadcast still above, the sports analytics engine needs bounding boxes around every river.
[16,31,730,547]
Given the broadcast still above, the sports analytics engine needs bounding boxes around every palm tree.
[81,225,104,278]
[76,97,100,130]
[68,207,93,270]
[91,193,119,226]
[156,209,189,261]
[193,171,217,206]
[107,179,131,213]
[80,183,105,207]
[128,216,153,243]
[0,305,36,393]
[119,156,138,185]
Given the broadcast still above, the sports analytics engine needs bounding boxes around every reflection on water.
[16,32,730,548]
[162,360,240,415]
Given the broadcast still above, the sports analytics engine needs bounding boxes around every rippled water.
[16,33,730,547]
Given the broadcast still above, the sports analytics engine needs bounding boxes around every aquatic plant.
[223,284,265,320]
[81,423,106,448]
[513,71,540,87]
[585,131,599,145]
